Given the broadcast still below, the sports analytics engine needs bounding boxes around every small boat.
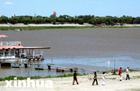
[35,68,44,70]
[0,34,51,68]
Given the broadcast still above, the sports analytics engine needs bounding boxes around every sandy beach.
[0,23,92,27]
[0,71,140,91]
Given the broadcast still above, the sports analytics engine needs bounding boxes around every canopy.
[0,45,24,49]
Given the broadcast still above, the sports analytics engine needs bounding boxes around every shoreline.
[0,70,140,81]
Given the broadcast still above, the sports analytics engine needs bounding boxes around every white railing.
[0,56,16,59]
[0,41,22,46]
[0,56,17,63]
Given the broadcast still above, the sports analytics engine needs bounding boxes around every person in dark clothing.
[92,71,98,85]
[73,71,79,85]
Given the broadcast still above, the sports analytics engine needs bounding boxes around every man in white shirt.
[126,67,130,80]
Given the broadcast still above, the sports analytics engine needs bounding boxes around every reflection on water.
[0,56,140,77]
[0,68,66,78]
[45,56,140,69]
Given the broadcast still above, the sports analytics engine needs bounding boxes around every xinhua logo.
[4,77,53,88]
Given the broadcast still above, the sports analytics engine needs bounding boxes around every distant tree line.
[0,15,140,25]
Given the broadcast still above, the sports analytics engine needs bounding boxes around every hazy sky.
[0,0,139,17]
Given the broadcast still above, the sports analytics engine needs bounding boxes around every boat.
[0,34,51,68]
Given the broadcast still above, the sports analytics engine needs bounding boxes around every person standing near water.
[72,71,79,85]
[118,67,123,81]
[126,67,130,80]
[92,71,98,85]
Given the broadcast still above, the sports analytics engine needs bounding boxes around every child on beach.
[88,73,93,80]
[72,71,79,85]
[118,67,123,81]
[101,72,106,86]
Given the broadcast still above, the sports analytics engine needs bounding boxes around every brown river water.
[0,28,140,77]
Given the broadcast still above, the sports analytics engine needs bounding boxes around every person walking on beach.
[126,67,130,80]
[118,67,123,81]
[73,71,79,85]
[101,72,106,86]
[92,71,98,85]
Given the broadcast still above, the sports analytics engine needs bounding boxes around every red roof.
[0,46,51,50]
[0,34,8,38]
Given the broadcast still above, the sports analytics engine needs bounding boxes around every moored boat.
[0,34,50,68]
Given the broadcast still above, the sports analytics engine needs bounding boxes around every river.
[0,28,140,77]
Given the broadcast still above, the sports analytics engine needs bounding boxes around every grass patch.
[0,26,94,31]
[0,76,27,81]
[0,73,82,81]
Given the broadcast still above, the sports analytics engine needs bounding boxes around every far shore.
[1,23,140,30]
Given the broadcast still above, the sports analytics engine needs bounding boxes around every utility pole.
[113,58,116,75]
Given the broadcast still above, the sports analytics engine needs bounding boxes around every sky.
[0,0,140,17]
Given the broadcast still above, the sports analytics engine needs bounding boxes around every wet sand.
[1,28,140,58]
